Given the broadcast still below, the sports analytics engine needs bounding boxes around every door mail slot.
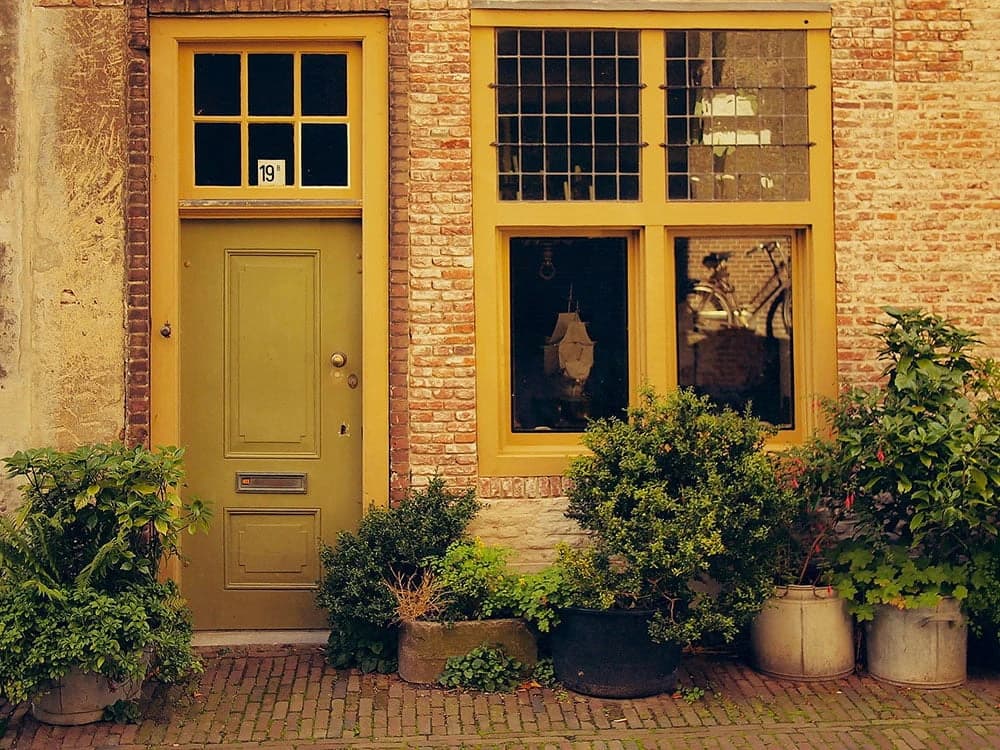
[235,472,308,494]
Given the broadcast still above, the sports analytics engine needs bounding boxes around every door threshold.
[193,630,329,647]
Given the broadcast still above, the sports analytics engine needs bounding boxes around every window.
[510,236,629,431]
[472,6,835,476]
[665,31,811,201]
[180,44,362,199]
[495,29,641,201]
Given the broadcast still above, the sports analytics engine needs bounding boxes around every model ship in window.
[543,289,595,403]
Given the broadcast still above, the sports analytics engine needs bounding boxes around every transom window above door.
[180,44,362,199]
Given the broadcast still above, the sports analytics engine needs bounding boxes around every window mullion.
[640,29,666,211]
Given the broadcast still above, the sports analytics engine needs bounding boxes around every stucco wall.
[0,1,127,511]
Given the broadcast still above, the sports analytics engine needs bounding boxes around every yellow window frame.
[471,7,836,477]
[177,39,364,202]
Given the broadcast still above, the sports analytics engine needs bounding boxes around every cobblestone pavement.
[3,645,1000,749]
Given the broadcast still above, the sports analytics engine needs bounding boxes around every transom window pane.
[496,29,642,201]
[302,54,348,116]
[248,54,294,116]
[665,31,810,201]
[510,237,629,432]
[675,234,794,427]
[192,51,350,189]
[194,54,240,116]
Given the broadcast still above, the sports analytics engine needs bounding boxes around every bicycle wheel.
[685,284,735,336]
[765,289,792,340]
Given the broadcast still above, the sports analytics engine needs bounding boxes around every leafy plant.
[831,542,973,621]
[1,444,211,594]
[103,699,141,724]
[0,444,210,706]
[530,657,558,688]
[675,684,706,703]
[965,544,1000,639]
[559,386,796,646]
[426,540,516,621]
[437,644,524,692]
[316,477,479,672]
[504,565,568,634]
[809,308,1000,614]
[772,441,852,586]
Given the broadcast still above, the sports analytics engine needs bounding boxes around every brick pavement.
[3,645,1000,749]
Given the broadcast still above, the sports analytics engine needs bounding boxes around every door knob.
[330,352,347,368]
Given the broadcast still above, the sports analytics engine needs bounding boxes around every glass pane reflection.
[675,234,794,428]
[510,237,628,432]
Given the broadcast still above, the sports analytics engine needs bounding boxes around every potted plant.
[549,386,797,698]
[749,442,855,681]
[316,477,481,673]
[816,308,1000,687]
[0,443,212,724]
[391,539,540,684]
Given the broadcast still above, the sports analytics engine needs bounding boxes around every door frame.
[149,17,390,592]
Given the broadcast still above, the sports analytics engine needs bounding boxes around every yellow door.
[179,218,362,629]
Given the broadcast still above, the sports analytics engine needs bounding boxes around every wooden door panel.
[227,251,319,455]
[179,219,362,629]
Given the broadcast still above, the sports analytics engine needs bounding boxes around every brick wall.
[402,0,478,492]
[111,0,1000,547]
[831,0,1000,386]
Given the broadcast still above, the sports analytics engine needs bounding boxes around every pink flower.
[845,492,855,510]
[876,448,885,462]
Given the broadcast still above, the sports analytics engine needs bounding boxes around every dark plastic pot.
[550,607,682,698]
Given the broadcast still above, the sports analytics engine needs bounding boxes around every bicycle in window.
[684,240,792,342]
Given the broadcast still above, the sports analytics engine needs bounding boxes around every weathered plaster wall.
[0,1,128,511]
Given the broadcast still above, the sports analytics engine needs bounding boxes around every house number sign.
[257,159,286,186]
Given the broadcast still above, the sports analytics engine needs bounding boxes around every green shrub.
[316,477,479,672]
[1,443,211,593]
[0,580,199,704]
[437,644,524,692]
[560,386,796,646]
[389,539,565,633]
[806,308,1000,617]
[427,540,514,621]
[821,308,1000,563]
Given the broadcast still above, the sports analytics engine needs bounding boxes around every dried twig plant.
[387,569,451,623]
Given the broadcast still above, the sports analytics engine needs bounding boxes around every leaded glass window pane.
[496,30,642,201]
[665,31,810,201]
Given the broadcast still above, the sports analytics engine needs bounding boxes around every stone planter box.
[398,618,537,684]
